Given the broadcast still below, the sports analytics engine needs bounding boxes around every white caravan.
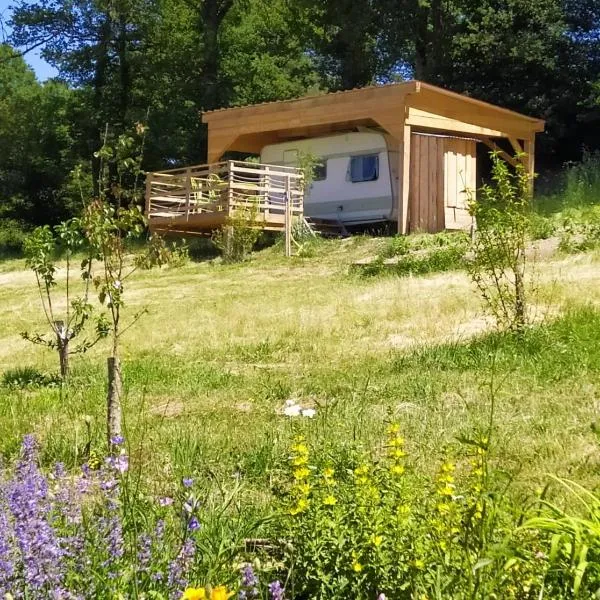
[260,131,397,225]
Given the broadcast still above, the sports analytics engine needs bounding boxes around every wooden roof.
[202,80,545,162]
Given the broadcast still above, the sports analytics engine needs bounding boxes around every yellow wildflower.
[390,448,406,459]
[292,455,308,466]
[370,534,383,547]
[354,465,369,476]
[291,443,308,456]
[437,484,455,497]
[323,494,337,506]
[386,423,400,435]
[391,464,405,476]
[289,498,309,515]
[296,482,310,495]
[211,587,233,600]
[413,559,425,570]
[437,473,454,484]
[440,462,455,473]
[388,436,405,448]
[293,467,310,480]
[323,467,335,479]
[181,589,206,600]
[352,561,363,572]
[436,502,451,513]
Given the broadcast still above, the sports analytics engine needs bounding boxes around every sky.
[0,0,59,81]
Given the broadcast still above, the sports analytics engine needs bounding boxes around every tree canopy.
[2,0,600,225]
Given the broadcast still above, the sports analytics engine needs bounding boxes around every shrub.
[212,200,262,263]
[278,426,547,600]
[361,232,469,277]
[558,209,600,253]
[1,366,59,389]
[136,236,190,269]
[562,150,600,209]
[468,152,532,334]
[0,219,27,257]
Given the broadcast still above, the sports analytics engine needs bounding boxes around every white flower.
[301,408,316,418]
[283,403,302,417]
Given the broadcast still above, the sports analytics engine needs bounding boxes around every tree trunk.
[107,356,123,446]
[514,267,526,334]
[55,320,69,380]
[91,17,112,197]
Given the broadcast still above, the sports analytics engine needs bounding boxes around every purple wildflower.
[268,580,285,600]
[7,435,67,595]
[106,452,129,474]
[188,516,200,531]
[239,563,259,599]
[182,477,193,488]
[111,435,125,446]
[159,496,174,507]
[0,490,15,596]
[167,537,196,599]
[137,532,153,574]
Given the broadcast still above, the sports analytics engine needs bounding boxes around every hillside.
[1,237,600,484]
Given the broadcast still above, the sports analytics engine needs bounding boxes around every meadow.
[1,159,600,598]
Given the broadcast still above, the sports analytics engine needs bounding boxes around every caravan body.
[260,131,397,225]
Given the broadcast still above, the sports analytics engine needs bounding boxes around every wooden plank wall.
[409,134,444,233]
[409,133,476,233]
[443,138,476,230]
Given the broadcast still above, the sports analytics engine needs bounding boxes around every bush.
[212,201,262,263]
[361,232,469,277]
[558,209,600,253]
[562,150,600,208]
[0,219,27,257]
[279,427,547,600]
[1,366,60,389]
[468,152,532,334]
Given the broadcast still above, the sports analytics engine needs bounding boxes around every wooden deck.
[145,160,304,236]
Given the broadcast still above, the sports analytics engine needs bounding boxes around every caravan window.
[313,159,327,181]
[349,154,379,182]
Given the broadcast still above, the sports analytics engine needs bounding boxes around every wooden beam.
[480,137,519,168]
[508,137,524,156]
[399,123,411,234]
[406,107,507,138]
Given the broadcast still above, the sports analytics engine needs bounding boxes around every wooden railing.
[146,160,304,227]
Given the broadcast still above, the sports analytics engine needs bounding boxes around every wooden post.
[107,356,122,447]
[284,175,292,257]
[264,165,270,223]
[228,161,234,218]
[145,173,152,219]
[185,168,191,220]
[523,136,536,197]
[398,123,411,234]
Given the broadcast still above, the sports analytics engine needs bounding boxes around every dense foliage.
[1,0,600,229]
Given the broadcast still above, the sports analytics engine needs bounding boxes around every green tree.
[0,44,77,225]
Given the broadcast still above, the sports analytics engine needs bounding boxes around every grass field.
[1,235,600,513]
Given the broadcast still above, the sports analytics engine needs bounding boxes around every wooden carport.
[202,81,545,234]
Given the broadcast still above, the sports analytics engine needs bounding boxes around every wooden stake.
[107,356,122,447]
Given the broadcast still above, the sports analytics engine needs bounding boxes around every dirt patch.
[149,400,185,418]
